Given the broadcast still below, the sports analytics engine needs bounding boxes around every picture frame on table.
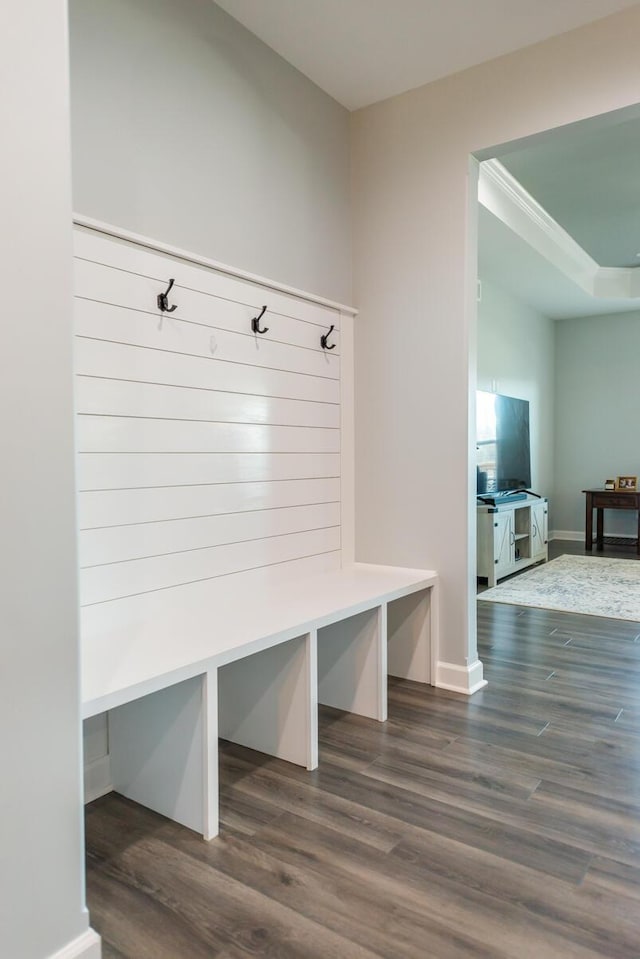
[616,476,637,491]
[604,479,615,490]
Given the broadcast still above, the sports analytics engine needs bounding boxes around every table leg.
[585,495,593,551]
[596,508,604,551]
[637,508,640,556]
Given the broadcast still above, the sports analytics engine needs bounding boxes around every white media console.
[477,495,548,587]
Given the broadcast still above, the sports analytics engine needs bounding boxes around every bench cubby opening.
[387,587,434,685]
[317,606,386,722]
[218,632,318,771]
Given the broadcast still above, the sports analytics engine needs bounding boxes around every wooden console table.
[582,488,640,554]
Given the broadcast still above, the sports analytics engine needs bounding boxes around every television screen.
[477,391,531,494]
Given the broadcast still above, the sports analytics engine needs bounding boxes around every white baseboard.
[47,929,101,959]
[435,659,487,695]
[551,530,583,542]
[84,754,112,805]
[552,530,636,543]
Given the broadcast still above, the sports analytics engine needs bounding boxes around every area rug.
[479,554,640,621]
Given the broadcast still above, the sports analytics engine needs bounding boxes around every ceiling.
[214,0,640,318]
[478,206,640,320]
[480,108,640,319]
[215,0,639,110]
[499,114,640,269]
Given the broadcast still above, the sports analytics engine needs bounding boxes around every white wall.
[0,3,96,958]
[555,310,640,538]
[477,279,555,513]
[68,0,351,305]
[351,8,640,680]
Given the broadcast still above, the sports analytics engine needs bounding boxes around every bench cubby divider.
[108,670,219,840]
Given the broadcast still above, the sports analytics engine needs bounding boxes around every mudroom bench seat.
[81,562,438,839]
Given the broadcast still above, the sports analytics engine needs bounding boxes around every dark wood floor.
[86,543,640,958]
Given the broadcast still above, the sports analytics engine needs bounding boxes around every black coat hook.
[251,305,269,335]
[321,324,336,350]
[157,278,178,313]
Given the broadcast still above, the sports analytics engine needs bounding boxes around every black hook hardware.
[321,324,336,350]
[251,305,269,335]
[157,278,178,313]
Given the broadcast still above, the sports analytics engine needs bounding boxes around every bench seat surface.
[82,562,437,717]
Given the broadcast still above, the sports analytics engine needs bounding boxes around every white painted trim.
[481,159,596,275]
[435,659,487,695]
[202,670,220,841]
[430,578,440,686]
[479,160,640,303]
[552,529,636,543]
[47,929,101,959]
[340,311,355,564]
[72,214,358,317]
[83,754,112,805]
[551,529,584,542]
[307,629,319,770]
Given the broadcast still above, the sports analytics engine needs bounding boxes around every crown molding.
[479,159,640,303]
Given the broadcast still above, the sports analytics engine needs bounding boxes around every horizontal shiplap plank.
[78,478,341,528]
[76,416,340,454]
[75,378,340,428]
[80,526,341,605]
[74,229,343,328]
[75,259,340,353]
[75,339,340,405]
[74,412,338,453]
[75,299,340,380]
[79,503,341,566]
[77,452,341,490]
[81,551,341,634]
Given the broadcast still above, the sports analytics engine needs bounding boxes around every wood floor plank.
[583,856,640,903]
[94,828,384,959]
[364,742,542,800]
[166,824,506,959]
[246,814,619,959]
[85,866,225,959]
[219,746,405,853]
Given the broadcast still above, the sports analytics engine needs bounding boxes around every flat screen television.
[477,391,531,495]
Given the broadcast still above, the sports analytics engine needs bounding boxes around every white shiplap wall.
[76,220,355,799]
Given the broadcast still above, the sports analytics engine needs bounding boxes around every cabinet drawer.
[592,494,638,509]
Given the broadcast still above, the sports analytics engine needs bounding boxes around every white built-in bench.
[81,562,437,839]
[74,217,438,840]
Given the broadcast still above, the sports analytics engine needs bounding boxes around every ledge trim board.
[47,929,101,959]
[435,659,487,695]
[73,214,357,317]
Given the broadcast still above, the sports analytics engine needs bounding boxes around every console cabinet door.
[494,512,514,579]
[531,502,548,559]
